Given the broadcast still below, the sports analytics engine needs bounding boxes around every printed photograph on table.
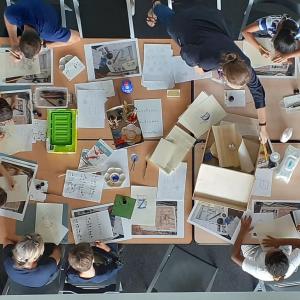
[107,103,143,149]
[252,200,300,218]
[0,153,37,221]
[0,49,53,85]
[188,200,244,244]
[132,201,181,237]
[34,87,69,108]
[0,90,33,125]
[84,39,141,81]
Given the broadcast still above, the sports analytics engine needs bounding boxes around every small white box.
[224,89,246,107]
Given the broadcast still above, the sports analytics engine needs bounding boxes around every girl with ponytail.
[242,15,300,63]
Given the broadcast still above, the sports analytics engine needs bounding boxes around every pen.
[8,49,21,60]
[143,160,148,178]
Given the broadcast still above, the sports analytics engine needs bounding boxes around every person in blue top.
[3,233,61,288]
[67,242,122,285]
[146,1,269,143]
[242,15,300,63]
[4,0,80,59]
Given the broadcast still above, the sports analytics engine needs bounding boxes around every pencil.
[262,143,268,161]
[8,49,21,60]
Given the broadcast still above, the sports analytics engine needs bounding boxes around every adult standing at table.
[146,2,269,143]
[4,0,81,59]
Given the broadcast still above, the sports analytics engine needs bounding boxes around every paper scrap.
[0,174,28,202]
[251,168,273,197]
[32,119,47,143]
[77,89,107,128]
[131,186,157,226]
[75,80,115,98]
[70,210,113,244]
[63,170,104,202]
[29,179,48,202]
[157,162,187,201]
[134,99,163,138]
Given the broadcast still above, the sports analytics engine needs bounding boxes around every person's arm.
[94,241,111,253]
[242,22,270,57]
[46,30,80,48]
[246,68,269,144]
[262,236,300,249]
[0,163,15,190]
[272,42,300,63]
[231,216,253,266]
[4,15,20,53]
[49,246,61,265]
[3,238,16,248]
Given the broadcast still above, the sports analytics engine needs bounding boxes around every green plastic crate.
[47,109,77,153]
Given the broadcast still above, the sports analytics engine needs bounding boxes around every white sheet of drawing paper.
[0,174,28,202]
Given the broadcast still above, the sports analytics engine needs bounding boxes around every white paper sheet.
[0,52,41,78]
[131,186,157,226]
[0,174,28,202]
[0,124,32,154]
[157,163,187,201]
[35,203,67,245]
[77,89,107,128]
[70,210,114,244]
[150,139,176,169]
[251,212,274,226]
[251,168,273,197]
[32,120,47,143]
[178,92,227,138]
[134,99,163,138]
[101,149,130,189]
[293,210,300,226]
[254,214,300,239]
[171,56,212,83]
[63,170,104,202]
[75,80,115,98]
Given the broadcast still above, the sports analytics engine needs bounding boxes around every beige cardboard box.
[193,114,260,211]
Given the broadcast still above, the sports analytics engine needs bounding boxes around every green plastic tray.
[50,111,72,145]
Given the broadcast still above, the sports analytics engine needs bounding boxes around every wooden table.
[193,77,300,140]
[0,38,193,244]
[193,142,300,245]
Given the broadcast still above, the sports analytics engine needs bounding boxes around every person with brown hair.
[67,242,122,285]
[3,234,61,287]
[147,2,268,143]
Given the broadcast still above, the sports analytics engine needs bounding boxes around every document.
[77,89,107,128]
[134,99,163,138]
[0,52,41,78]
[0,174,28,202]
[171,56,212,83]
[157,162,187,201]
[251,168,273,197]
[35,203,68,245]
[75,80,115,98]
[32,119,47,143]
[178,92,227,138]
[131,186,157,226]
[63,170,105,202]
[70,210,114,244]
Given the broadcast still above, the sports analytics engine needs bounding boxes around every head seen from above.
[68,243,94,273]
[12,233,44,269]
[265,249,289,281]
[19,29,41,59]
[221,53,251,89]
[273,18,299,54]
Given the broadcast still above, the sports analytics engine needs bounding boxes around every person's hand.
[262,235,281,248]
[240,215,253,236]
[194,66,205,75]
[258,45,270,58]
[272,52,290,64]
[259,126,269,144]
[94,241,111,252]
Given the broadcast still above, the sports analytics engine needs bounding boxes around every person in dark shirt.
[4,0,80,59]
[67,242,122,285]
[147,1,269,143]
[3,233,61,288]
